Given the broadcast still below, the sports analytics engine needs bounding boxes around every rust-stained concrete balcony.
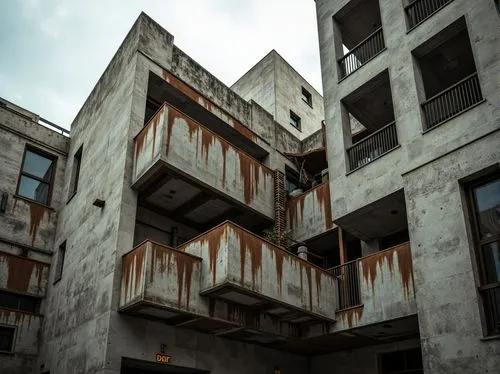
[286,182,335,242]
[0,252,49,298]
[330,242,417,330]
[178,222,337,322]
[132,103,274,220]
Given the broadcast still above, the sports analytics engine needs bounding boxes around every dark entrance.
[121,358,209,374]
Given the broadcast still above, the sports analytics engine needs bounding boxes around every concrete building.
[315,0,500,373]
[0,1,497,373]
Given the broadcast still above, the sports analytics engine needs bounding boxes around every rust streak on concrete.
[315,183,333,230]
[200,127,214,165]
[123,243,146,298]
[315,269,322,306]
[200,226,226,285]
[287,194,306,231]
[235,228,263,288]
[238,153,261,204]
[395,244,415,298]
[270,246,286,294]
[28,202,49,247]
[3,253,41,293]
[339,306,364,328]
[361,246,400,295]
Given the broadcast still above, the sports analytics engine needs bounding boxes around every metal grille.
[405,0,454,29]
[330,260,361,310]
[338,27,385,79]
[422,73,483,130]
[347,121,398,171]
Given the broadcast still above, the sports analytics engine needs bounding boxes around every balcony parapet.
[0,252,49,297]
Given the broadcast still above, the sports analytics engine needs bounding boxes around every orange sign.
[156,353,171,363]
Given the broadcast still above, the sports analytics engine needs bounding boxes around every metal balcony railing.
[330,260,361,310]
[405,0,454,29]
[338,27,385,79]
[347,121,398,171]
[481,283,500,335]
[422,73,483,131]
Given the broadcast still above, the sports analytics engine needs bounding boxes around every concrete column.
[361,239,380,257]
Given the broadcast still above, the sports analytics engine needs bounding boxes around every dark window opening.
[379,347,423,374]
[0,326,15,352]
[0,290,39,313]
[468,172,500,335]
[16,147,56,205]
[289,111,301,131]
[54,241,66,283]
[380,229,410,250]
[285,168,301,194]
[301,87,312,107]
[144,96,162,125]
[68,145,83,200]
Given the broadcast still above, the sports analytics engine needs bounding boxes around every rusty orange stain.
[27,201,50,247]
[287,194,306,231]
[238,153,263,205]
[2,252,48,294]
[315,183,333,230]
[200,127,214,165]
[269,246,286,294]
[122,243,146,298]
[161,69,257,142]
[235,228,263,288]
[339,306,364,328]
[315,269,322,306]
[200,225,226,285]
[395,243,415,298]
[287,182,332,231]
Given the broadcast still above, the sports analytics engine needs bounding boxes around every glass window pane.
[473,178,500,239]
[18,176,49,204]
[482,241,500,283]
[23,150,53,181]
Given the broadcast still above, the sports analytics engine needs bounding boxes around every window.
[0,326,15,352]
[68,145,83,200]
[289,111,301,131]
[54,241,66,283]
[0,290,39,313]
[468,173,500,335]
[379,347,423,374]
[17,147,56,205]
[301,87,312,107]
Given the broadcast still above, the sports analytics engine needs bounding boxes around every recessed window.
[0,326,15,352]
[467,172,500,335]
[289,111,301,131]
[17,147,56,205]
[68,145,83,200]
[54,241,66,283]
[379,348,423,374]
[0,290,39,313]
[301,87,312,107]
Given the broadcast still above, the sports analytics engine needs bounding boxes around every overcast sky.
[0,0,322,130]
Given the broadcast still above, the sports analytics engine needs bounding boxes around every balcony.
[329,243,417,329]
[338,28,385,79]
[347,121,399,171]
[422,73,483,131]
[132,103,274,219]
[0,252,49,297]
[178,222,337,321]
[286,182,335,242]
[405,0,454,30]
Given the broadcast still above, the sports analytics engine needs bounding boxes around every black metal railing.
[338,27,385,79]
[330,260,361,310]
[422,73,483,130]
[405,0,454,29]
[481,283,500,335]
[347,121,398,171]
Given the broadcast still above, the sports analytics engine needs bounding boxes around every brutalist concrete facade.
[316,0,500,373]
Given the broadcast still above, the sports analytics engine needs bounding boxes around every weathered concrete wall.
[311,338,421,374]
[179,222,337,319]
[287,182,334,242]
[0,252,49,297]
[0,309,42,374]
[317,0,500,220]
[0,106,68,254]
[404,133,500,374]
[133,104,275,219]
[230,51,276,121]
[274,52,325,140]
[302,128,325,153]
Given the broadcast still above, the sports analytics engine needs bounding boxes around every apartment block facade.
[315,0,499,373]
[0,2,498,373]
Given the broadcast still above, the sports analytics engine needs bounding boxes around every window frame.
[289,110,302,131]
[16,145,57,207]
[68,145,83,202]
[301,87,313,107]
[467,171,500,336]
[0,325,16,353]
[54,241,67,284]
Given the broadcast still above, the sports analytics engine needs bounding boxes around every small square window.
[301,87,312,107]
[0,326,15,352]
[54,241,66,283]
[289,111,301,131]
[17,147,56,205]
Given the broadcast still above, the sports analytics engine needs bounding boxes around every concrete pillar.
[361,239,380,257]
